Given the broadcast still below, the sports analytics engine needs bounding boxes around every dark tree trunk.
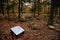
[33,0,36,17]
[48,0,60,25]
[18,0,21,18]
[48,5,55,25]
[37,0,40,17]
[12,1,14,15]
[21,1,23,14]
[7,0,10,20]
[1,0,4,15]
[58,8,60,23]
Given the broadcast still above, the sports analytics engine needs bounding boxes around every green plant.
[28,22,38,30]
[27,22,34,27]
[19,15,26,22]
[20,15,25,20]
[31,24,38,30]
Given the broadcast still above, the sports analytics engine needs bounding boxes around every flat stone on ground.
[10,26,25,35]
[48,25,55,29]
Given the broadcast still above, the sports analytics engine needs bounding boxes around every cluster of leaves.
[5,1,16,10]
[42,1,51,6]
[0,30,9,40]
[20,15,25,20]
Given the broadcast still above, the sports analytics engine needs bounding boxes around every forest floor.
[0,14,59,40]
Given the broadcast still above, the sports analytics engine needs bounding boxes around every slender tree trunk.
[7,0,9,20]
[21,1,23,14]
[58,7,60,23]
[18,0,21,18]
[37,0,40,17]
[33,0,36,17]
[12,1,14,15]
[48,5,55,25]
[58,7,60,40]
[1,0,4,15]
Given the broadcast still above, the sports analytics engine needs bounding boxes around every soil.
[0,14,59,40]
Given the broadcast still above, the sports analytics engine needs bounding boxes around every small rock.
[48,25,55,29]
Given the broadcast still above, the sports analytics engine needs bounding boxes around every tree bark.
[1,0,4,15]
[12,1,14,15]
[18,0,21,18]
[7,0,10,20]
[58,7,60,23]
[33,0,36,17]
[37,0,40,17]
[48,5,55,25]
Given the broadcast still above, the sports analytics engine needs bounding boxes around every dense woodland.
[0,0,60,40]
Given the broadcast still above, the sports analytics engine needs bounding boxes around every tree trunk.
[33,0,36,17]
[7,0,10,20]
[18,0,21,18]
[12,1,14,15]
[37,0,40,17]
[58,7,60,23]
[1,0,4,15]
[48,5,55,25]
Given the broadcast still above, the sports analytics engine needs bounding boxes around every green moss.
[31,24,38,30]
[28,22,38,30]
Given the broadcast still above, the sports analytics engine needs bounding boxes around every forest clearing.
[0,0,60,40]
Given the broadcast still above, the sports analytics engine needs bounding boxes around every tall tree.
[33,0,36,17]
[59,8,60,23]
[0,0,4,15]
[6,0,10,20]
[48,0,60,26]
[18,0,21,18]
[12,0,14,15]
[37,0,41,16]
[48,5,55,25]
